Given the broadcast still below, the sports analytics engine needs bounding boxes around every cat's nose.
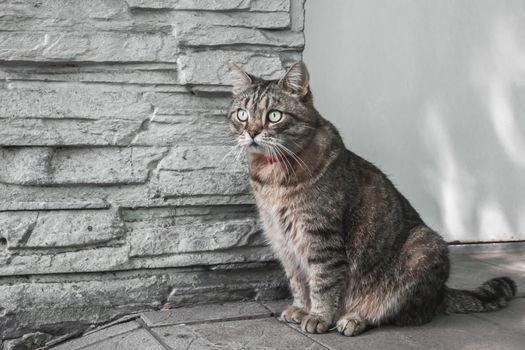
[246,129,259,138]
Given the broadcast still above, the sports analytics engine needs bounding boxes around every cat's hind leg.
[337,226,449,336]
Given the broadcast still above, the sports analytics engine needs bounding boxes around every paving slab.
[396,312,525,350]
[151,318,327,350]
[52,320,141,350]
[79,329,165,350]
[264,300,525,350]
[141,301,271,327]
[262,300,421,350]
[469,251,525,274]
[469,297,525,335]
[261,299,290,316]
[292,326,422,350]
[51,249,525,350]
[448,254,525,297]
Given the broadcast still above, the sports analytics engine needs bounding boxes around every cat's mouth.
[247,143,265,154]
[238,134,277,156]
[238,135,264,153]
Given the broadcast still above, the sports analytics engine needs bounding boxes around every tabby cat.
[227,61,517,336]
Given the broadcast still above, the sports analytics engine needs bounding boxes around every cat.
[227,61,517,336]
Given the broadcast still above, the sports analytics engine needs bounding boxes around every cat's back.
[340,148,426,255]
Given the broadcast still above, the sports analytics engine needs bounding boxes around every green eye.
[268,110,282,123]
[237,109,249,122]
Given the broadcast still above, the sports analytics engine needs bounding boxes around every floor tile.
[398,312,525,350]
[261,299,291,316]
[469,297,525,335]
[469,251,525,274]
[153,318,326,350]
[52,249,525,350]
[81,329,165,350]
[52,321,141,349]
[449,254,525,297]
[141,301,271,327]
[291,325,421,350]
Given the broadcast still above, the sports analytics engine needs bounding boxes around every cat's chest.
[255,191,305,247]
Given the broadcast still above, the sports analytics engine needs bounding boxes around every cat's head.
[227,61,319,160]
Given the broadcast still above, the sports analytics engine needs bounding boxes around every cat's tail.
[444,276,517,313]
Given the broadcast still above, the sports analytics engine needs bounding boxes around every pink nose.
[246,129,259,138]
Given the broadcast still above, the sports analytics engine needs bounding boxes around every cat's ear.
[230,63,255,95]
[278,61,310,97]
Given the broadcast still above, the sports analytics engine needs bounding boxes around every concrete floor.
[50,250,525,350]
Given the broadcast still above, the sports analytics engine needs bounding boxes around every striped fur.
[445,277,517,313]
[227,62,517,336]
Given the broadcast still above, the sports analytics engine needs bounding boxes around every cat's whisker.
[273,144,296,179]
[275,141,312,175]
[260,141,292,179]
[264,138,311,176]
[268,143,288,178]
[268,143,285,177]
[260,137,294,171]
[270,145,287,178]
[234,145,246,163]
[237,135,254,148]
[218,144,241,166]
[271,141,298,179]
[275,145,302,176]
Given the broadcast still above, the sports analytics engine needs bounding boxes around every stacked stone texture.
[0,0,305,343]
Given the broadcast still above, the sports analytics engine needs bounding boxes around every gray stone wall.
[0,0,305,343]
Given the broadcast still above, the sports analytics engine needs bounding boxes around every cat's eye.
[267,110,282,123]
[237,109,249,122]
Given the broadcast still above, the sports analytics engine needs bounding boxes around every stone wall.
[0,0,305,343]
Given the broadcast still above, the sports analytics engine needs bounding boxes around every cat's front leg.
[279,257,310,324]
[301,234,348,334]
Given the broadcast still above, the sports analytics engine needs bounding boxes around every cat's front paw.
[336,315,368,336]
[280,305,307,324]
[300,314,331,334]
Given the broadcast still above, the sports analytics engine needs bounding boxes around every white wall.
[304,0,525,242]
